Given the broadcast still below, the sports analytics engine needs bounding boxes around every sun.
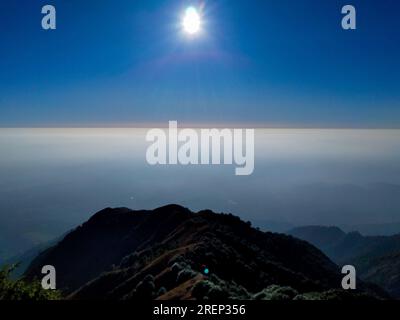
[182,7,202,35]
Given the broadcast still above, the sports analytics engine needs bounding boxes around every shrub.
[208,285,228,300]
[0,265,60,300]
[192,280,213,300]
[176,268,197,284]
[135,274,155,299]
[156,286,167,297]
[253,285,298,301]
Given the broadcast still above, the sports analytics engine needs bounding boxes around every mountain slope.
[360,252,400,298]
[288,226,346,252]
[288,226,400,297]
[25,205,379,300]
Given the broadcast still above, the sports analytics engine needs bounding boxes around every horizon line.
[1,122,400,130]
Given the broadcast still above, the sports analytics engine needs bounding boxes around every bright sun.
[182,7,201,35]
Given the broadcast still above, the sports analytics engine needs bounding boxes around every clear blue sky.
[0,0,399,127]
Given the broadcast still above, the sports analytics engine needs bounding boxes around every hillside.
[360,252,400,298]
[288,226,346,252]
[25,205,380,300]
[288,226,400,297]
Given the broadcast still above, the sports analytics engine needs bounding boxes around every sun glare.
[182,7,201,35]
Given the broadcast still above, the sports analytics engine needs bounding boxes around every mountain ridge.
[25,205,384,300]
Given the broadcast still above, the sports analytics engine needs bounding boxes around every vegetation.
[0,265,60,300]
[24,205,386,300]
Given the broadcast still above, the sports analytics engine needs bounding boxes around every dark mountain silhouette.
[25,205,383,300]
[288,226,400,297]
[342,222,400,236]
[289,226,347,252]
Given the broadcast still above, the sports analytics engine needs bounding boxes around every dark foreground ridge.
[25,205,384,300]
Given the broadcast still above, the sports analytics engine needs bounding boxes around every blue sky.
[0,0,399,127]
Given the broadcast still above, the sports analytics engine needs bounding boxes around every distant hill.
[252,219,294,234]
[342,222,400,236]
[2,236,63,279]
[288,226,400,297]
[289,226,346,251]
[24,205,381,300]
